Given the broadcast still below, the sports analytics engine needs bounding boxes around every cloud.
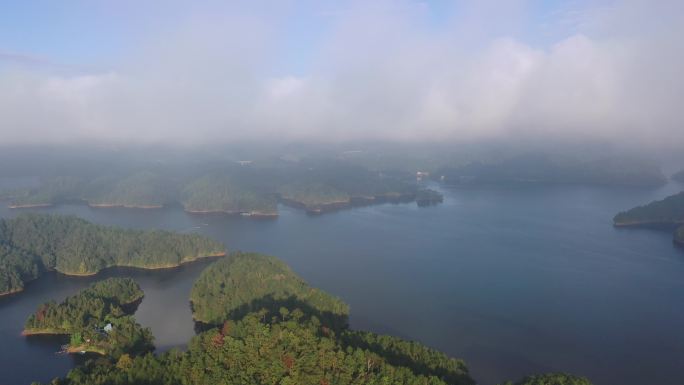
[0,0,682,148]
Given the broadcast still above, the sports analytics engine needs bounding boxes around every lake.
[1,182,684,385]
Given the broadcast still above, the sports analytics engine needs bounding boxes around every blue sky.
[0,0,596,74]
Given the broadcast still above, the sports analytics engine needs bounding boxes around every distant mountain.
[435,154,666,187]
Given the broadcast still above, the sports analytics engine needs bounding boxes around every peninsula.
[613,191,684,227]
[24,277,153,357]
[0,213,225,296]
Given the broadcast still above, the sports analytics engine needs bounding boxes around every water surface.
[1,182,684,385]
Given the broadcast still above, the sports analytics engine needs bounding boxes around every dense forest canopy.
[24,277,153,357]
[9,176,84,207]
[182,174,278,215]
[613,191,684,225]
[83,171,177,207]
[0,242,40,295]
[0,213,225,295]
[190,252,349,329]
[47,313,476,385]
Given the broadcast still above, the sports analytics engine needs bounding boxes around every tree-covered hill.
[24,277,153,357]
[613,191,684,226]
[9,176,84,208]
[0,214,225,296]
[182,174,278,215]
[190,252,349,329]
[278,182,350,210]
[83,171,177,208]
[47,312,475,385]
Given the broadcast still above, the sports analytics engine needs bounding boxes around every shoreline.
[23,295,144,337]
[6,193,418,217]
[280,192,416,215]
[56,251,226,277]
[613,220,684,227]
[279,197,351,214]
[0,287,25,297]
[184,208,279,218]
[8,203,53,209]
[1,252,226,297]
[87,203,164,209]
[65,344,106,355]
[22,328,70,336]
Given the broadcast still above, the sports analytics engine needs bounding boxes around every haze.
[1,0,682,148]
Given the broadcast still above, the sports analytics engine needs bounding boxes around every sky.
[0,0,682,147]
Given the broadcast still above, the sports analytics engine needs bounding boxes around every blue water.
[1,182,683,385]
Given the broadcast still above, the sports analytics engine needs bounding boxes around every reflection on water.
[1,181,684,385]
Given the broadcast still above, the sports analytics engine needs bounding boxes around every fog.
[0,0,682,149]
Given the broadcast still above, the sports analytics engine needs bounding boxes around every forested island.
[0,214,225,296]
[38,253,592,385]
[613,191,684,247]
[4,161,429,216]
[24,278,153,357]
[613,192,684,226]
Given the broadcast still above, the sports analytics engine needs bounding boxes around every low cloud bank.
[0,0,682,148]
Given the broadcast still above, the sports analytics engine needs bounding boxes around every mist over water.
[2,180,683,385]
